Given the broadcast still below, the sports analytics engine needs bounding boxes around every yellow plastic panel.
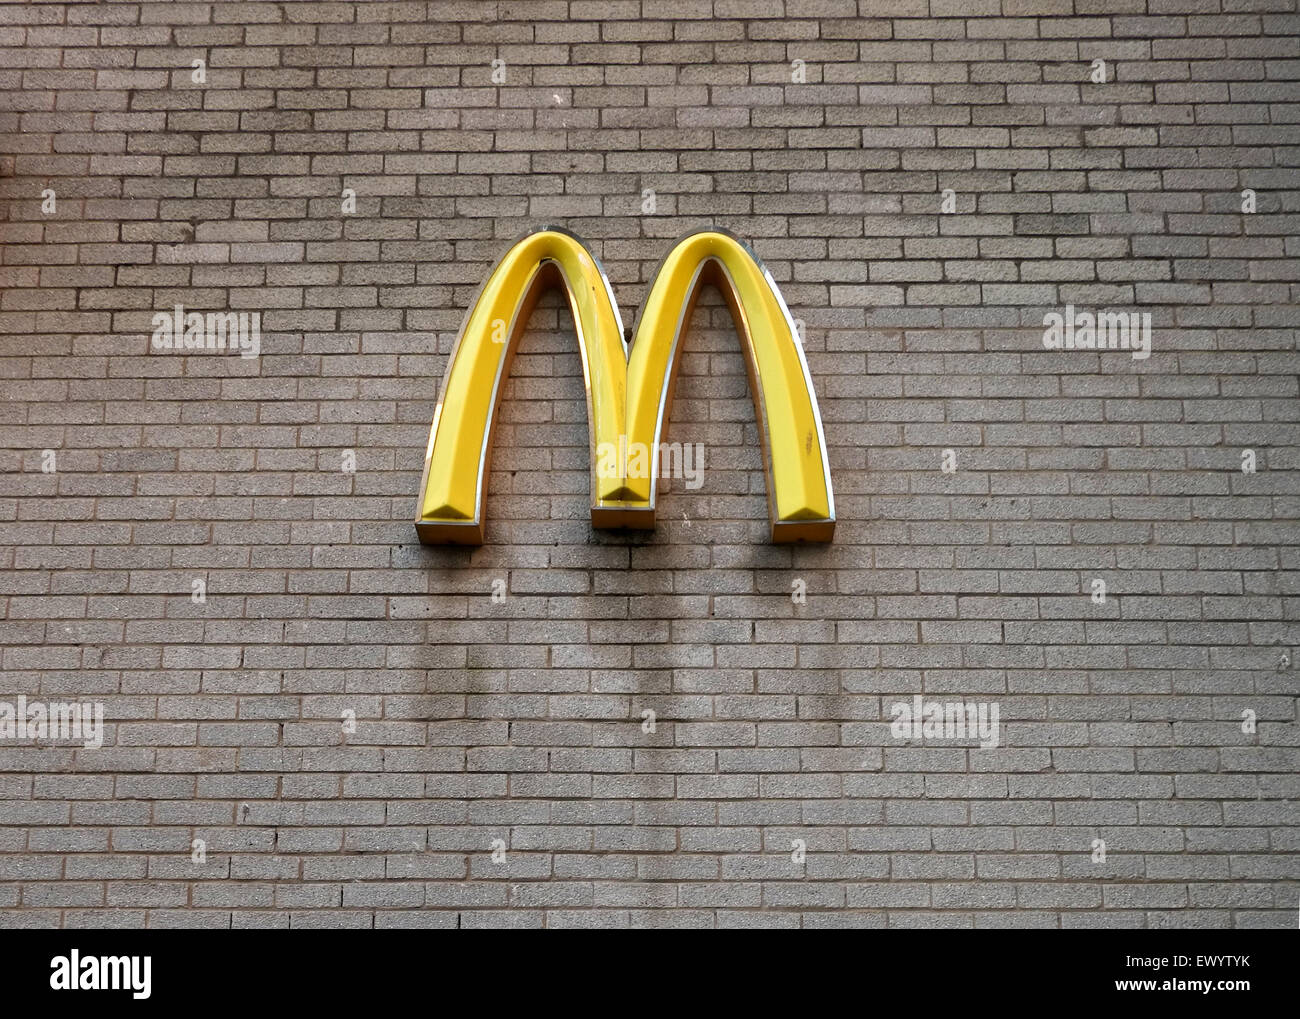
[415,229,628,543]
[623,231,835,542]
[416,228,835,544]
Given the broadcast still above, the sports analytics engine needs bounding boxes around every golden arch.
[415,227,834,545]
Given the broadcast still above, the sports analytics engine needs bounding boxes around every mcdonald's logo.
[415,228,835,545]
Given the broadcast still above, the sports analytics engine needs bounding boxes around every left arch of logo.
[415,227,835,545]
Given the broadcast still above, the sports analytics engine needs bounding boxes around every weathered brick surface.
[1,1,1297,928]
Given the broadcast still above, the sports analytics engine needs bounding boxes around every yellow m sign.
[416,228,835,545]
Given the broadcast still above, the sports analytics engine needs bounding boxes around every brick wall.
[1,0,1297,928]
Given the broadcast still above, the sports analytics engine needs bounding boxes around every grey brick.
[0,0,1293,933]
